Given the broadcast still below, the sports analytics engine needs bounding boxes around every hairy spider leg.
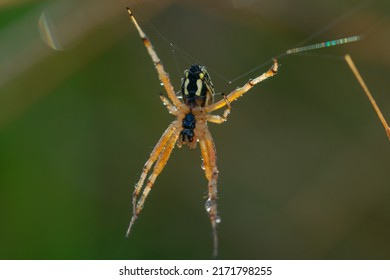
[199,128,220,257]
[206,94,232,124]
[206,59,278,113]
[126,122,180,237]
[159,94,179,116]
[127,8,182,108]
[133,129,180,219]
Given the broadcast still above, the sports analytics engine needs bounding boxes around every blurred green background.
[1,0,389,259]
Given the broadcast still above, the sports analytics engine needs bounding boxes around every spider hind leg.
[126,8,182,108]
[205,59,278,113]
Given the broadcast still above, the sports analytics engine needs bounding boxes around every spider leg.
[160,93,178,116]
[206,94,231,124]
[126,122,180,237]
[206,59,278,113]
[199,127,220,257]
[127,129,180,236]
[127,8,182,108]
[136,129,179,207]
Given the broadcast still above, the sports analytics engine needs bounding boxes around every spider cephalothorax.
[180,111,196,144]
[181,64,214,107]
[126,7,278,257]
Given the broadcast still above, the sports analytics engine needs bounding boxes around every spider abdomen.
[181,64,215,107]
[181,112,196,143]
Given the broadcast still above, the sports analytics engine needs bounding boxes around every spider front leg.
[206,59,278,113]
[126,122,180,237]
[135,129,180,212]
[199,127,220,257]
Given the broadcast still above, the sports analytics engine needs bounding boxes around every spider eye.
[199,72,204,80]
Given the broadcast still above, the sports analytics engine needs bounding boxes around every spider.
[125,8,278,257]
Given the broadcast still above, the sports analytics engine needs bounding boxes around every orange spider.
[125,8,278,257]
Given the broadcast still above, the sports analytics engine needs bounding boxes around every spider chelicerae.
[125,8,278,257]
